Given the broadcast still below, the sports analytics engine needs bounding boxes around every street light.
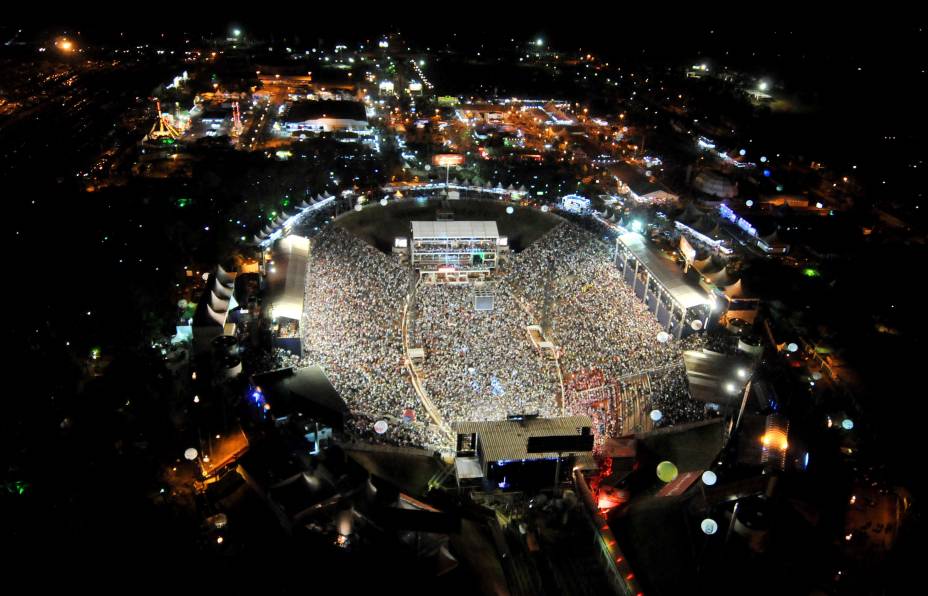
[700,518,718,535]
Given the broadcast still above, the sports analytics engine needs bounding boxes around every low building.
[280,100,368,135]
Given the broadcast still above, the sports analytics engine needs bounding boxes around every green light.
[803,268,820,278]
[177,198,190,208]
[281,198,290,207]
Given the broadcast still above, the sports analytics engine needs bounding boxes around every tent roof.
[723,279,753,299]
[707,267,738,287]
[209,291,229,313]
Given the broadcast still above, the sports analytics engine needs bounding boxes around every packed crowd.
[506,223,707,428]
[289,220,709,451]
[300,226,445,449]
[409,283,560,422]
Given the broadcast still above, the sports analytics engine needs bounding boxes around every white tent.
[206,304,227,326]
[209,291,229,313]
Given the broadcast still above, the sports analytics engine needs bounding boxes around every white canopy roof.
[618,232,709,310]
[412,221,499,240]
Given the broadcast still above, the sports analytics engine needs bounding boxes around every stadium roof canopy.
[412,220,499,239]
[253,365,348,427]
[268,235,309,321]
[452,415,592,462]
[618,232,709,310]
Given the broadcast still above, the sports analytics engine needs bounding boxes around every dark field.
[336,198,561,253]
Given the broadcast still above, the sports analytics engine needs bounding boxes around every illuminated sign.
[433,154,464,167]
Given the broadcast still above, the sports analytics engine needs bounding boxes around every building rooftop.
[284,100,366,123]
[253,365,348,428]
[452,415,593,462]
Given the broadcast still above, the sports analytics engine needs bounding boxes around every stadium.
[294,197,713,453]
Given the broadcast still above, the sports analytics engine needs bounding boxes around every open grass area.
[335,198,561,253]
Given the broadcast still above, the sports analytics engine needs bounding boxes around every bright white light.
[701,518,718,535]
[702,471,717,486]
[746,200,754,207]
[380,198,388,206]
[737,368,748,379]
[739,149,747,156]
[758,81,769,91]
[233,29,241,37]
[506,206,514,214]
[536,38,544,46]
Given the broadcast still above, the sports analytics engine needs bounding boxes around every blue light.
[763,169,771,177]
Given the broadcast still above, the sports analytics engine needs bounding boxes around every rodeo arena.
[246,190,725,468]
[199,189,756,594]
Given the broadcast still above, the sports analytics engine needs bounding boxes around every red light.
[626,573,635,580]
